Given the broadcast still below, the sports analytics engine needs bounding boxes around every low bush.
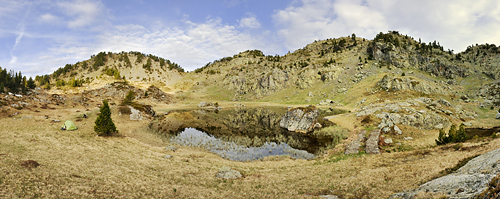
[436,123,467,145]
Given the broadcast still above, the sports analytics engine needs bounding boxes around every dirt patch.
[20,160,40,169]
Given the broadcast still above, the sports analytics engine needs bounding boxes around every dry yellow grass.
[1,107,499,198]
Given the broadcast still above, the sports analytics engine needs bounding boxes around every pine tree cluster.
[436,123,467,145]
[0,67,34,94]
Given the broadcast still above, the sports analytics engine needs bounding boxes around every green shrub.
[122,90,134,105]
[94,100,118,136]
[313,125,348,147]
[436,124,467,145]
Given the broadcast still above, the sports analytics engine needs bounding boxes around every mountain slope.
[48,51,185,91]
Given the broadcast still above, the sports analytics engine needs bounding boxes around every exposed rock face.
[223,67,290,96]
[377,74,451,95]
[478,80,500,106]
[368,41,469,78]
[129,106,144,120]
[279,106,319,133]
[146,85,173,103]
[392,148,500,198]
[84,82,172,104]
[215,166,242,179]
[358,99,453,130]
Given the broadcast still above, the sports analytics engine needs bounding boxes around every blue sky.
[1,0,500,77]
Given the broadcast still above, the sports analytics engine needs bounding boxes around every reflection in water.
[170,128,315,161]
[152,107,348,161]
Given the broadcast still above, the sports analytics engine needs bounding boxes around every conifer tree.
[94,100,118,136]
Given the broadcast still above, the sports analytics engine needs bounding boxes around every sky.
[1,0,500,77]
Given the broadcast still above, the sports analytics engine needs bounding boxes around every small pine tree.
[456,123,467,142]
[94,100,118,136]
[448,124,457,142]
[123,90,134,105]
[436,129,447,145]
[27,77,36,89]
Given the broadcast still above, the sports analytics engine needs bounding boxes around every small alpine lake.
[150,106,348,161]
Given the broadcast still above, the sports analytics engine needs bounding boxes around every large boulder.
[279,106,319,133]
[392,147,500,198]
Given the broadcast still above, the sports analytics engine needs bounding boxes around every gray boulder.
[394,125,402,135]
[496,112,500,119]
[215,166,242,179]
[279,106,319,133]
[165,145,178,152]
[392,147,500,198]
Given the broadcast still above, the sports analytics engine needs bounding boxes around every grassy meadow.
[1,105,500,198]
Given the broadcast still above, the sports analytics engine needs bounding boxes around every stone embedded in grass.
[165,145,178,152]
[215,166,242,179]
[164,155,173,159]
[384,138,393,145]
[394,125,402,135]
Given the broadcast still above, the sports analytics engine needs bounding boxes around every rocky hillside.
[179,31,499,106]
[40,31,500,109]
[46,51,185,91]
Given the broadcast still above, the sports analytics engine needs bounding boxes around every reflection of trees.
[153,108,338,155]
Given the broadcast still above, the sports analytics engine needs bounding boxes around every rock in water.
[279,106,319,133]
[215,166,242,179]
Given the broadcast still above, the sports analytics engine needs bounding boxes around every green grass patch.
[325,152,366,163]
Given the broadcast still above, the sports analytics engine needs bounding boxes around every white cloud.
[95,19,277,71]
[239,15,261,29]
[9,55,17,64]
[39,13,59,24]
[57,0,103,29]
[273,0,500,52]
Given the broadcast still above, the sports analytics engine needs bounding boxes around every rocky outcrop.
[279,106,319,133]
[223,67,290,96]
[392,148,500,198]
[345,131,365,155]
[365,130,380,154]
[84,82,172,104]
[357,99,453,130]
[368,41,469,78]
[146,85,173,103]
[478,80,500,106]
[377,75,451,95]
[129,105,156,120]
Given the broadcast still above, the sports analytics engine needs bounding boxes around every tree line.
[0,66,35,94]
